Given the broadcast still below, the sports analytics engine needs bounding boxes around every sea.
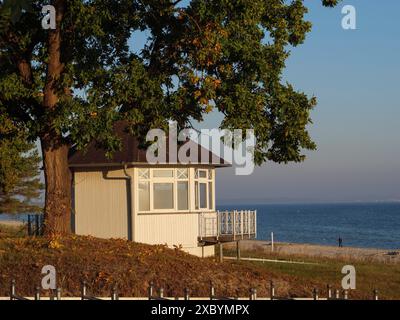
[1,202,399,250]
[217,202,400,250]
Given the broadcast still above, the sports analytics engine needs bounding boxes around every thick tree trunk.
[41,136,71,236]
[41,0,70,236]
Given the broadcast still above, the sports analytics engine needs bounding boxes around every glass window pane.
[139,169,149,179]
[153,183,174,209]
[139,181,150,211]
[200,183,207,208]
[208,182,213,209]
[178,181,189,210]
[195,181,199,209]
[153,170,174,178]
[199,170,207,178]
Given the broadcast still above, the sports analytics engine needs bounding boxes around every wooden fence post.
[35,286,41,300]
[148,281,154,300]
[313,288,319,300]
[10,279,16,300]
[56,288,62,300]
[343,290,348,300]
[327,284,332,299]
[111,286,118,300]
[373,289,379,300]
[184,288,190,300]
[159,288,164,299]
[236,241,241,261]
[249,288,257,300]
[209,281,215,300]
[269,281,275,300]
[81,281,87,300]
[335,289,340,299]
[271,232,274,252]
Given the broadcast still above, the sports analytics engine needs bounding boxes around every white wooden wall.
[73,169,130,239]
[72,166,217,257]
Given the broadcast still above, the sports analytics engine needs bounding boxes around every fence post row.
[6,279,381,300]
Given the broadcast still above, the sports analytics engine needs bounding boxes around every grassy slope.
[223,248,400,300]
[0,235,293,298]
[0,231,398,299]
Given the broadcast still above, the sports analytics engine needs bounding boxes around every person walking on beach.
[338,236,343,248]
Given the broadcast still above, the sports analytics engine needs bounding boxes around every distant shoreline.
[225,240,400,263]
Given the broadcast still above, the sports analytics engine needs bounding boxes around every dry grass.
[223,246,400,300]
[0,224,27,238]
[0,236,296,298]
[0,235,399,299]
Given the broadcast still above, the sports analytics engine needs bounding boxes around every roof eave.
[69,162,232,169]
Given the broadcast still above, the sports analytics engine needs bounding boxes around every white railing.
[199,210,257,241]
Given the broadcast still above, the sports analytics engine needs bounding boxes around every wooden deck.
[198,210,257,245]
[198,234,256,245]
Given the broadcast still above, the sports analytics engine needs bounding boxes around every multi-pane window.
[138,168,190,212]
[194,169,214,210]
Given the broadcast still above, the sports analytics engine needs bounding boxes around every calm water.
[2,203,400,250]
[217,202,400,250]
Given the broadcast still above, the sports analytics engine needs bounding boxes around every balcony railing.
[199,210,257,242]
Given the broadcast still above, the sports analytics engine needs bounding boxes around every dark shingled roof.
[68,121,230,168]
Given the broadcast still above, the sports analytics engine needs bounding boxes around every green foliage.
[0,115,43,214]
[0,0,341,166]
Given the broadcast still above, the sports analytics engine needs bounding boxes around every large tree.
[0,0,340,236]
[0,114,43,214]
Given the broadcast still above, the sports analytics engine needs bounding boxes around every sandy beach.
[225,240,400,264]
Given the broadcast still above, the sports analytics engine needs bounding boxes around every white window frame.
[137,168,190,213]
[194,168,215,212]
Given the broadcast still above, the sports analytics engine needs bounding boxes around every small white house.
[68,122,256,257]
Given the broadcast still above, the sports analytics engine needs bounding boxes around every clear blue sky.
[195,0,400,203]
